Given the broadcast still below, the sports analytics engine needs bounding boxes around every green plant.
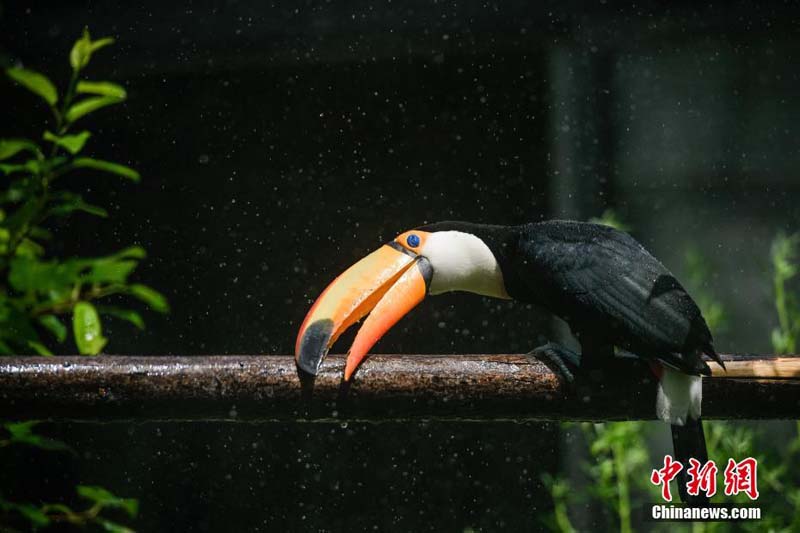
[0,422,138,532]
[540,472,577,533]
[590,209,630,232]
[0,29,160,532]
[770,232,800,354]
[0,28,167,356]
[584,421,648,533]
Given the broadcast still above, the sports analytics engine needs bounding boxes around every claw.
[529,342,580,383]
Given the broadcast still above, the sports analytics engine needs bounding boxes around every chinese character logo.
[723,457,760,500]
[650,455,759,502]
[650,455,683,502]
[686,458,718,498]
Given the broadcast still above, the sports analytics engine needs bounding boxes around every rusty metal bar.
[0,354,797,422]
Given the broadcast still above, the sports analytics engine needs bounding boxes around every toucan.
[295,220,724,505]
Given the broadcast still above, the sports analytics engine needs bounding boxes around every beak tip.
[295,359,319,378]
[295,318,334,378]
[343,355,359,382]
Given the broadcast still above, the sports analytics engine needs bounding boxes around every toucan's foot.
[528,342,581,383]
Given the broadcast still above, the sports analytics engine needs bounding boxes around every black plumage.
[422,220,721,375]
[513,220,720,375]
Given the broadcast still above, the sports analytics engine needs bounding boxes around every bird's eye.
[406,234,420,248]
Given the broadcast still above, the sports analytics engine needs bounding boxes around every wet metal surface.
[0,354,796,421]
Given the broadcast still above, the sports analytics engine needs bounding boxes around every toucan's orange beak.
[295,242,431,380]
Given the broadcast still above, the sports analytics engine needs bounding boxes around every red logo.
[650,456,759,502]
[650,455,683,502]
[723,457,760,500]
[686,459,718,498]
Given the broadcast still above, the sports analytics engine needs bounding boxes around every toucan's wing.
[516,221,717,375]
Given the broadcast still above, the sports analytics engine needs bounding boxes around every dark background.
[2,1,799,531]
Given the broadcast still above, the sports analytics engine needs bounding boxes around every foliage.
[540,472,577,533]
[0,28,168,356]
[1,486,138,533]
[589,209,630,232]
[0,420,73,453]
[0,421,138,532]
[585,422,648,533]
[770,232,800,354]
[0,30,152,532]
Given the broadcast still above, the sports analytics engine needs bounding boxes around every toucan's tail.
[671,417,710,506]
[653,364,710,506]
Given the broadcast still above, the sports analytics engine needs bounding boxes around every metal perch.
[0,354,797,422]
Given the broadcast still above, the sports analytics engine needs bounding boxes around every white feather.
[421,231,510,299]
[655,366,703,425]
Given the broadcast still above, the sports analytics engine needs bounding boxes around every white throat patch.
[421,231,510,299]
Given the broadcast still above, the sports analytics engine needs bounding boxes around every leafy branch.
[1,421,138,531]
[770,232,800,354]
[1,28,167,356]
[1,485,137,533]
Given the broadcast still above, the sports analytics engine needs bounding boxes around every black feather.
[672,418,710,506]
[508,221,715,375]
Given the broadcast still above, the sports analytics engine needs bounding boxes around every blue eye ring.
[406,234,421,248]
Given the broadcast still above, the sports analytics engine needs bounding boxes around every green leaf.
[4,421,72,452]
[98,306,145,330]
[16,238,46,258]
[27,340,53,356]
[48,192,109,218]
[119,498,139,518]
[0,161,35,175]
[40,503,75,515]
[77,485,138,517]
[772,328,788,354]
[9,257,83,293]
[72,157,140,181]
[76,485,116,504]
[70,29,92,70]
[73,302,107,355]
[5,420,40,439]
[0,138,39,160]
[14,503,51,527]
[77,80,126,99]
[53,202,108,218]
[43,130,91,155]
[29,226,52,240]
[3,197,40,242]
[38,315,68,342]
[65,96,123,123]
[129,284,169,313]
[90,37,115,55]
[97,518,135,533]
[109,246,147,260]
[84,259,138,284]
[69,29,113,71]
[6,67,58,106]
[589,209,630,232]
